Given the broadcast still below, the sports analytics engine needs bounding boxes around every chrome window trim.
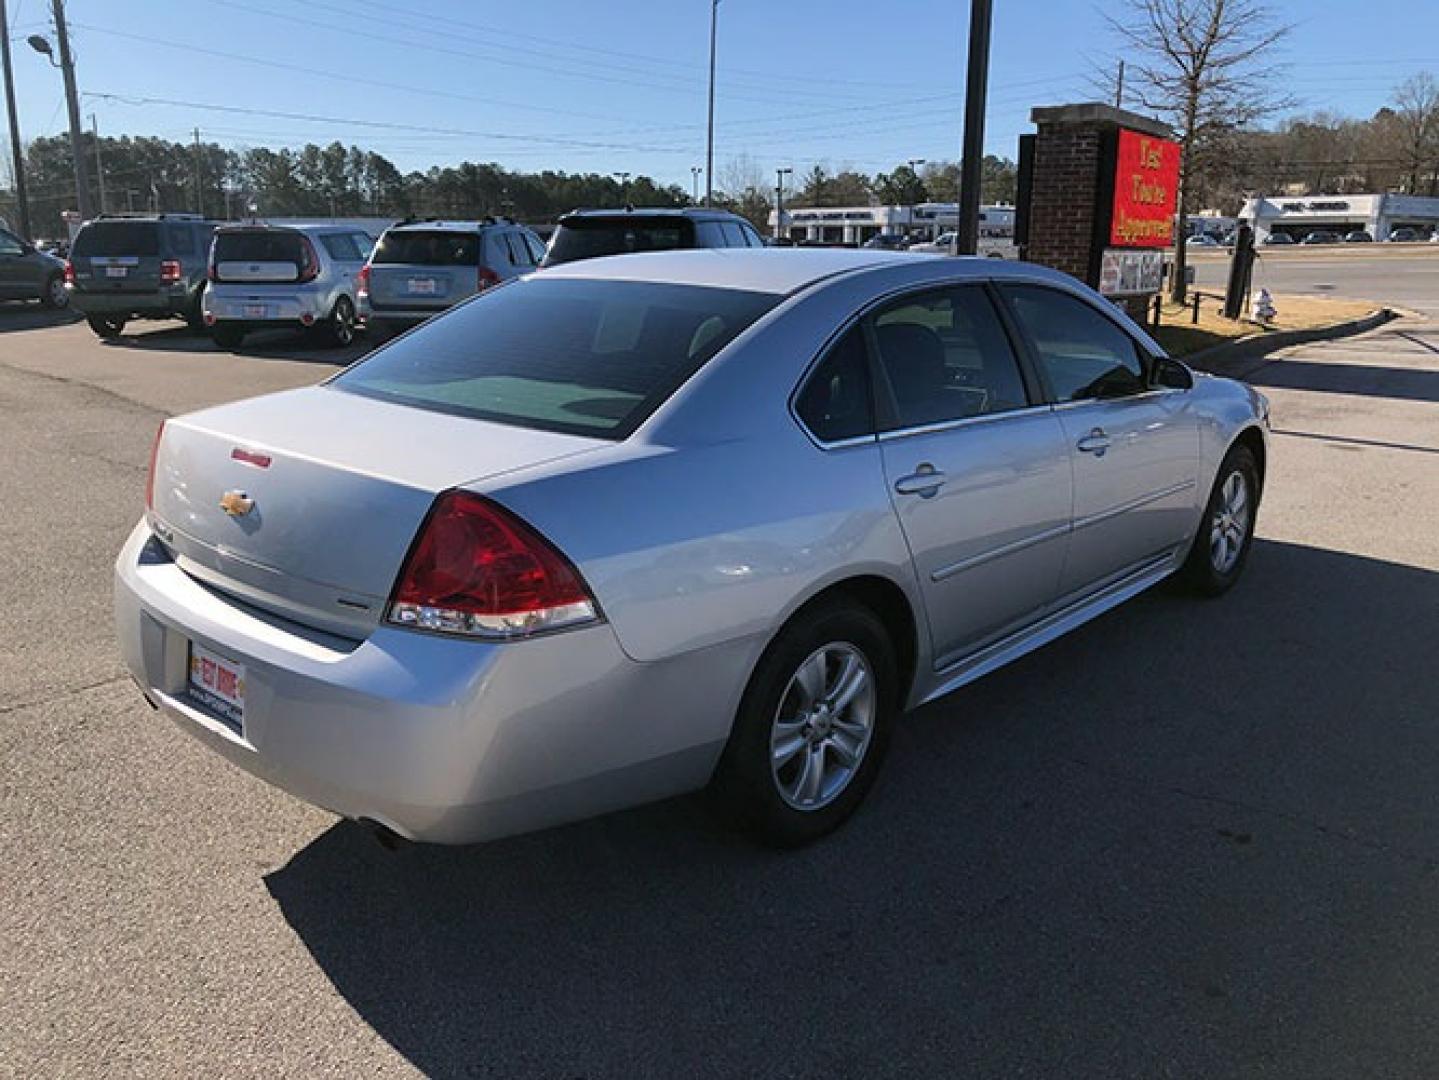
[1049,387,1189,411]
[876,402,1055,444]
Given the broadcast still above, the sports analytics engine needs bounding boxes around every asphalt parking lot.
[2,279,1438,1076]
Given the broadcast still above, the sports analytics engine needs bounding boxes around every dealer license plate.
[188,642,245,733]
[243,304,268,319]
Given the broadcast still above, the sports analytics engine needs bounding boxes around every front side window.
[794,326,873,443]
[719,222,748,247]
[1002,284,1148,401]
[0,229,23,256]
[333,278,778,439]
[871,286,1030,428]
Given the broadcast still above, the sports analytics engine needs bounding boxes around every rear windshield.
[373,230,479,266]
[543,217,694,266]
[72,221,160,258]
[213,231,305,264]
[332,278,778,438]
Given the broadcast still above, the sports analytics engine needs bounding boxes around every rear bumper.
[112,521,741,843]
[70,286,192,317]
[357,298,447,326]
[203,290,329,324]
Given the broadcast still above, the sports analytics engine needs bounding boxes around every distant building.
[769,202,1015,246]
[1240,193,1439,241]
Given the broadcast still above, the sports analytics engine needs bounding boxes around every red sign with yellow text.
[1109,128,1181,248]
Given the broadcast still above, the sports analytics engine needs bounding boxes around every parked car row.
[51,206,766,346]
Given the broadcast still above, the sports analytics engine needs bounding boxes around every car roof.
[558,207,747,222]
[214,222,361,235]
[383,219,518,234]
[536,247,952,295]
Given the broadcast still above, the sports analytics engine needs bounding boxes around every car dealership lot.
[2,302,1438,1076]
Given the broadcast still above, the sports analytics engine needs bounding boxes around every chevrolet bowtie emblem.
[220,490,255,517]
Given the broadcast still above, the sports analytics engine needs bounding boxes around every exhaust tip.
[357,817,409,851]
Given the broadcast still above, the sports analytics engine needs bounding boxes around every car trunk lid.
[212,228,308,284]
[149,386,607,639]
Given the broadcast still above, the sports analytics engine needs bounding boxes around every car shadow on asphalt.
[264,539,1439,1078]
[0,303,82,333]
[94,322,371,365]
[1247,359,1439,404]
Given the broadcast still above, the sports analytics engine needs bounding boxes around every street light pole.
[612,171,631,204]
[690,166,702,205]
[705,0,718,207]
[49,0,91,221]
[774,166,792,240]
[0,0,33,239]
[957,0,992,256]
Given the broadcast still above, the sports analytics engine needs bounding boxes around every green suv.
[68,214,220,338]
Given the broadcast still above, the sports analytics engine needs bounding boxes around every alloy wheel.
[770,642,876,811]
[1209,469,1250,574]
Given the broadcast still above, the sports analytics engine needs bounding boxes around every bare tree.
[1391,73,1439,195]
[1103,0,1290,301]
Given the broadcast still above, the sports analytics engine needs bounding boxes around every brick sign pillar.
[1016,103,1179,320]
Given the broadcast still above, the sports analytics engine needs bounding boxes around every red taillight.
[63,260,75,285]
[356,264,371,296]
[477,266,500,290]
[145,421,166,512]
[388,491,597,639]
[207,262,218,282]
[160,259,182,284]
[296,237,321,283]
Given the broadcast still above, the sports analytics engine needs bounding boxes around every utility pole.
[0,0,32,239]
[956,0,992,256]
[705,0,718,206]
[774,166,791,239]
[50,0,92,220]
[192,127,203,216]
[1114,59,1125,108]
[90,113,104,213]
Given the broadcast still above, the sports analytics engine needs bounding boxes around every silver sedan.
[114,249,1269,846]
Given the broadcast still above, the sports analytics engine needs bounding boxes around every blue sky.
[6,0,1436,191]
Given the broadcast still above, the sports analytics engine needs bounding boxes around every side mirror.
[1153,357,1194,390]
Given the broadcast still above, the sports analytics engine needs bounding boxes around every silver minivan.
[202,223,374,349]
[358,218,546,337]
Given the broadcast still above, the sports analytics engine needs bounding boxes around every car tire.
[40,273,69,309]
[185,291,207,332]
[326,296,356,348]
[211,326,245,349]
[87,315,126,339]
[711,600,898,847]
[1178,443,1259,596]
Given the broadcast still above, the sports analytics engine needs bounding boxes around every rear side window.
[545,217,693,265]
[373,230,477,266]
[320,233,362,261]
[333,278,778,438]
[1001,285,1147,401]
[795,327,874,443]
[872,287,1030,428]
[213,230,305,264]
[73,222,160,258]
[165,224,195,256]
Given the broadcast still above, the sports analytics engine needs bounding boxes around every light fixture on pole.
[27,0,92,221]
[774,167,792,241]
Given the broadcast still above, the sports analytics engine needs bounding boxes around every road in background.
[1190,245,1439,313]
[2,304,1437,1077]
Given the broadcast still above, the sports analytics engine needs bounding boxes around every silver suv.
[358,217,546,337]
[202,223,374,349]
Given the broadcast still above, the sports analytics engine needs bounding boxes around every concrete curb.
[1183,307,1395,379]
